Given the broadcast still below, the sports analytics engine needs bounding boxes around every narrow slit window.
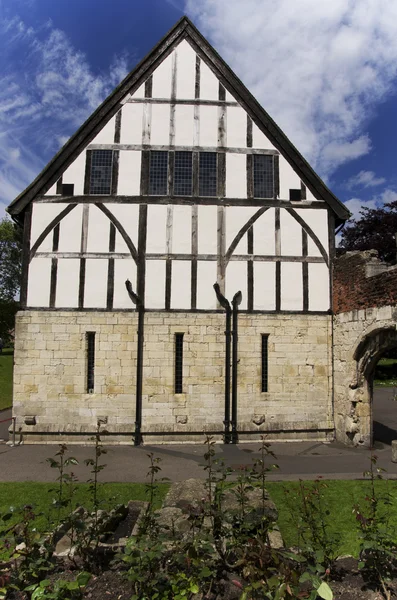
[253,155,274,198]
[174,151,193,196]
[149,151,168,195]
[174,333,184,394]
[261,334,269,392]
[86,332,96,393]
[199,152,217,196]
[89,150,113,194]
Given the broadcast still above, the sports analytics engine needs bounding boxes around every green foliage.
[339,200,397,263]
[25,571,91,599]
[0,217,22,302]
[0,347,13,410]
[353,452,397,598]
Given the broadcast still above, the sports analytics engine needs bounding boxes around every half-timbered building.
[7,17,349,444]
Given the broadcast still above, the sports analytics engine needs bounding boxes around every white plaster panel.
[108,203,139,253]
[146,205,167,253]
[55,259,79,307]
[252,123,276,150]
[45,183,57,196]
[171,261,191,309]
[117,151,141,195]
[92,115,116,144]
[31,203,68,249]
[58,204,83,252]
[198,206,217,254]
[84,260,107,308]
[27,258,51,307]
[152,52,173,99]
[113,259,138,308]
[226,207,257,253]
[226,106,247,148]
[199,106,218,147]
[199,61,219,100]
[254,262,276,310]
[254,208,275,255]
[145,260,165,309]
[226,262,247,310]
[119,103,144,145]
[175,40,196,99]
[174,105,194,146]
[86,205,111,253]
[131,83,144,98]
[279,156,302,200]
[295,209,329,256]
[280,209,302,256]
[197,261,217,309]
[172,206,192,254]
[225,89,236,102]
[150,104,170,145]
[308,263,329,311]
[226,154,247,199]
[62,151,86,195]
[281,263,303,310]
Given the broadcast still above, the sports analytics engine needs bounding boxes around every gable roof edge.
[7,15,350,225]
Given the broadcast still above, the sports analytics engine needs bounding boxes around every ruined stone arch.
[347,325,397,446]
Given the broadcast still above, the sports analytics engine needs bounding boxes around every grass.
[1,479,397,558]
[0,481,169,533]
[0,348,13,411]
[267,479,397,557]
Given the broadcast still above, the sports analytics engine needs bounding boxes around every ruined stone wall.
[333,251,397,446]
[13,310,333,444]
[334,250,397,313]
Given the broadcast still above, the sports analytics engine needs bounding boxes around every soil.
[6,559,397,599]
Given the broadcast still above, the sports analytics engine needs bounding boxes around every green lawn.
[0,348,13,410]
[267,479,397,557]
[1,479,397,558]
[0,482,169,533]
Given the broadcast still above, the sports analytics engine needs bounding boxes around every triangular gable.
[7,16,350,224]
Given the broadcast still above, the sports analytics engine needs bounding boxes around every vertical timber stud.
[20,204,32,308]
[231,291,242,444]
[302,230,309,311]
[107,223,116,309]
[79,204,89,309]
[49,224,59,308]
[275,208,281,311]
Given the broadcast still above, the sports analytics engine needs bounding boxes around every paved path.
[1,388,396,483]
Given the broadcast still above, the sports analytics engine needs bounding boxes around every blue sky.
[1,0,397,224]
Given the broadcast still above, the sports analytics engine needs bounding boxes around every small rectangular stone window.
[89,150,113,194]
[86,332,96,394]
[174,333,184,394]
[261,334,269,392]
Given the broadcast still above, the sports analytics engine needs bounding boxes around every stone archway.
[346,326,397,447]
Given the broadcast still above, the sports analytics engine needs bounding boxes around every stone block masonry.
[13,311,333,444]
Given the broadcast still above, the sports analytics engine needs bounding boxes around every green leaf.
[190,584,199,593]
[317,581,333,600]
[77,571,92,587]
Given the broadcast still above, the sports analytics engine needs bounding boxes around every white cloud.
[344,188,397,222]
[185,0,397,176]
[0,15,131,210]
[347,170,386,189]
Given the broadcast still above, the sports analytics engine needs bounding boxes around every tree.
[0,217,22,345]
[339,200,397,263]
